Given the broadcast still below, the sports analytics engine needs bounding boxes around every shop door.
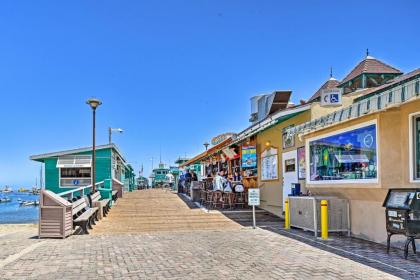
[282,150,298,209]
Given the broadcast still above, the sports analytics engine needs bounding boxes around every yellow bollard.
[284,198,290,229]
[321,199,328,240]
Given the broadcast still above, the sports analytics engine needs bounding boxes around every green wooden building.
[30,143,136,195]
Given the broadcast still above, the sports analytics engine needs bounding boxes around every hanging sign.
[242,146,257,168]
[321,88,342,107]
[211,133,236,146]
[261,147,278,180]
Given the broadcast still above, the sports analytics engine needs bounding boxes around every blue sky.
[0,0,419,186]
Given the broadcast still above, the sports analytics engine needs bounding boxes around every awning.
[56,155,92,168]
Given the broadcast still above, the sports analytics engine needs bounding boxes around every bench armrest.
[98,187,112,201]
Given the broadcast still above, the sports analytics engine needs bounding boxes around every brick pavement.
[1,228,401,280]
[0,190,418,279]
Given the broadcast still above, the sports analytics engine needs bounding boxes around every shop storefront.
[286,70,420,243]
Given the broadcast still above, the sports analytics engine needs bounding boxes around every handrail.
[57,181,105,199]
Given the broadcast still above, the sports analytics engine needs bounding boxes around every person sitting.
[213,171,226,192]
[233,171,242,182]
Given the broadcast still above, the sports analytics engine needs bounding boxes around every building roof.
[268,91,292,115]
[339,56,401,85]
[231,103,311,146]
[355,68,420,102]
[308,77,341,102]
[180,151,207,167]
[30,143,127,163]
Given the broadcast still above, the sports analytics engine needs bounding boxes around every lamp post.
[86,98,102,192]
[108,127,123,144]
[203,142,210,151]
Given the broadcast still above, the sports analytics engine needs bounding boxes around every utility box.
[289,196,350,237]
[39,190,73,238]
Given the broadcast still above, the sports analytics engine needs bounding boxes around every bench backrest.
[90,192,101,204]
[72,197,88,214]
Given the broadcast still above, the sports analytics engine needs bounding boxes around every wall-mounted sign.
[261,147,278,181]
[321,88,342,107]
[297,147,306,179]
[242,146,257,168]
[211,133,236,146]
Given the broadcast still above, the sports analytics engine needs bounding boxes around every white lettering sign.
[248,188,260,206]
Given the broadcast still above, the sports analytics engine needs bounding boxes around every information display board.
[248,188,260,206]
[261,147,278,181]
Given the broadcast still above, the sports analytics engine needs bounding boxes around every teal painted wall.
[44,158,60,194]
[43,147,113,194]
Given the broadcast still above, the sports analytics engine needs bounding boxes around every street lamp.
[108,127,123,144]
[203,142,210,151]
[86,98,102,192]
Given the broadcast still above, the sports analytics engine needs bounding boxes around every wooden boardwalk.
[92,189,242,235]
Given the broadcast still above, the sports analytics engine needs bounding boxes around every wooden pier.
[91,189,242,234]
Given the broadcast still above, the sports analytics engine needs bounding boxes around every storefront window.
[309,124,377,182]
[414,116,420,180]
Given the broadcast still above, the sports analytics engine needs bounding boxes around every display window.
[307,123,378,183]
[411,114,420,181]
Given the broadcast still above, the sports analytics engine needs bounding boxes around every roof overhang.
[231,104,311,146]
[30,143,127,163]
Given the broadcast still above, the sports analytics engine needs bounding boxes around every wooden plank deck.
[91,189,242,235]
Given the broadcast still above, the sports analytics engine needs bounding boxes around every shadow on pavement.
[261,224,420,280]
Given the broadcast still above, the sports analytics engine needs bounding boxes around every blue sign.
[73,179,80,186]
[330,94,339,103]
[242,146,257,168]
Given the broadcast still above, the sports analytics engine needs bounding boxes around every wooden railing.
[57,181,105,200]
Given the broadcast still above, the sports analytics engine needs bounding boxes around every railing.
[286,77,420,136]
[57,181,105,200]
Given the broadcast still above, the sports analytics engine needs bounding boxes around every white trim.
[58,167,92,189]
[231,104,311,145]
[408,111,420,183]
[305,119,379,185]
[30,143,127,163]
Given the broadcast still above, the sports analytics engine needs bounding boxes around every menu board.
[386,191,410,208]
[261,147,278,181]
[242,146,257,168]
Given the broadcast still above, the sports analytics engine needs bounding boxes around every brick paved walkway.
[0,190,418,279]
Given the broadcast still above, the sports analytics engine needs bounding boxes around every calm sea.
[0,192,39,224]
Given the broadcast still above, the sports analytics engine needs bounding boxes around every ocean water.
[0,192,39,224]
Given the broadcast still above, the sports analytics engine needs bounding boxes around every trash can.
[190,181,203,202]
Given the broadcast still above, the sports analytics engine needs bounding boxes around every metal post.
[252,205,256,229]
[285,198,290,229]
[108,127,112,144]
[92,108,96,192]
[321,199,328,240]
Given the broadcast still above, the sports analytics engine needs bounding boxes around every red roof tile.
[339,56,401,85]
[308,78,341,102]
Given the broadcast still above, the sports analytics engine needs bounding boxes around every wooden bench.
[112,190,118,202]
[89,191,111,220]
[71,197,98,234]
